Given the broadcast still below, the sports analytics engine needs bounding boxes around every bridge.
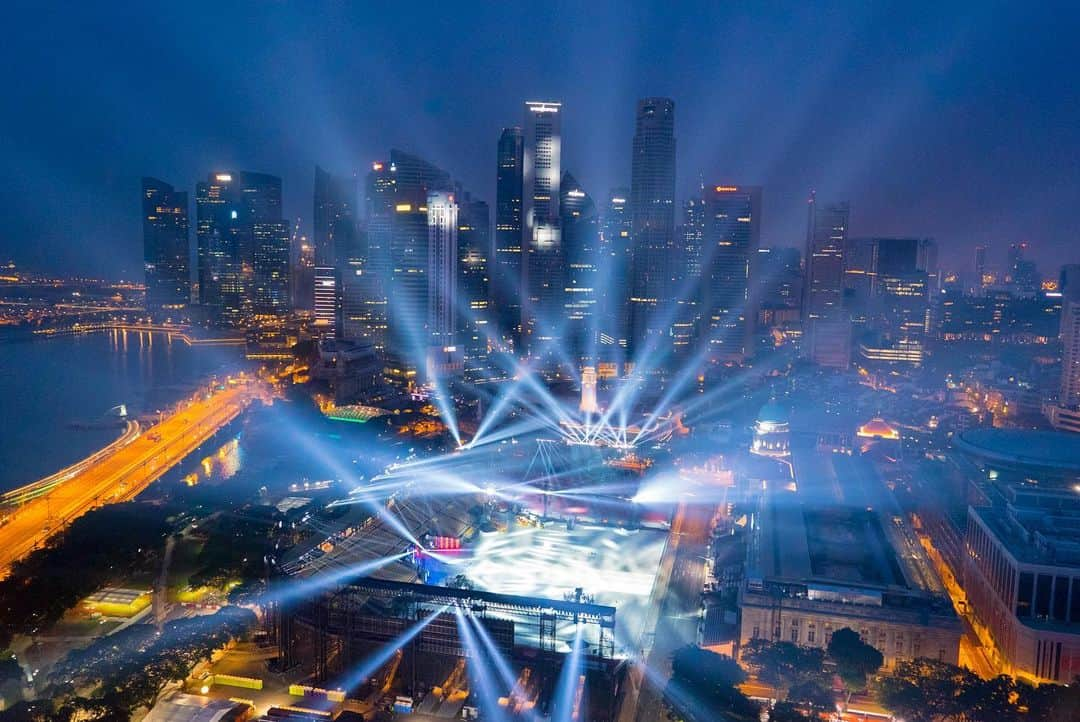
[0,376,273,577]
[32,322,246,346]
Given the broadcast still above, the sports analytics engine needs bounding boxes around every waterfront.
[0,329,245,492]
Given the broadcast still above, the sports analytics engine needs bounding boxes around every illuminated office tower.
[141,177,190,310]
[458,196,496,383]
[252,218,291,316]
[599,189,631,352]
[313,166,357,270]
[580,365,598,414]
[628,97,676,356]
[313,266,338,338]
[802,195,851,369]
[671,196,706,360]
[521,101,563,356]
[974,244,988,293]
[560,171,599,366]
[1059,266,1080,408]
[292,230,315,311]
[854,237,931,366]
[427,190,458,348]
[196,171,284,325]
[702,184,762,361]
[494,127,524,349]
[387,150,451,358]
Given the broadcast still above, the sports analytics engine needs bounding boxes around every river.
[0,328,246,492]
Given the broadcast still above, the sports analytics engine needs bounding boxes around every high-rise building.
[494,127,524,350]
[802,195,851,369]
[313,266,338,338]
[196,171,285,325]
[141,178,190,310]
[386,149,451,359]
[599,188,631,352]
[802,196,849,317]
[560,171,599,366]
[458,196,496,383]
[1059,265,1080,410]
[426,190,458,350]
[521,101,563,356]
[852,237,932,366]
[628,97,676,355]
[313,166,357,270]
[702,185,762,361]
[291,221,315,311]
[252,219,291,316]
[974,244,988,294]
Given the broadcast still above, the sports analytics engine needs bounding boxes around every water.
[0,329,246,491]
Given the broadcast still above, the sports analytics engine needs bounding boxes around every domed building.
[752,400,791,457]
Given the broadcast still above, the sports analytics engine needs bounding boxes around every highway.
[0,419,141,506]
[618,501,711,722]
[0,379,269,578]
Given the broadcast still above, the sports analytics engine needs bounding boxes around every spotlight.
[484,484,497,497]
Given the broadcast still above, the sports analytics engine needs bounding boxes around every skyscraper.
[386,149,451,358]
[560,171,599,365]
[628,97,676,356]
[1059,265,1080,408]
[802,195,851,369]
[702,184,762,361]
[141,178,190,310]
[313,266,338,338]
[313,166,357,270]
[494,127,524,350]
[458,196,495,383]
[426,190,458,350]
[599,188,631,352]
[196,171,285,325]
[521,101,562,356]
[252,218,291,316]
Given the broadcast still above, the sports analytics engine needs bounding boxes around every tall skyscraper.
[426,190,458,350]
[494,127,524,350]
[521,101,563,355]
[702,184,762,361]
[386,149,451,358]
[313,166,357,271]
[141,178,190,310]
[560,171,599,365]
[628,97,676,355]
[599,188,631,351]
[802,195,851,369]
[313,266,338,338]
[196,171,285,325]
[1059,265,1080,408]
[458,197,495,383]
[252,218,291,316]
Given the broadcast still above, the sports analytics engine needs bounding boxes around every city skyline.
[2,2,1080,278]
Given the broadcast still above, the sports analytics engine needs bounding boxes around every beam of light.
[551,623,586,722]
[463,613,520,696]
[334,605,449,695]
[266,551,409,605]
[454,605,512,722]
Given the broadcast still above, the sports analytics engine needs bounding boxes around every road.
[1,419,142,506]
[0,379,269,578]
[617,501,711,722]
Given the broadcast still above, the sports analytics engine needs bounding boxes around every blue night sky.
[1,1,1077,278]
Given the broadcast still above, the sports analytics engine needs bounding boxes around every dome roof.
[857,417,899,439]
[757,400,790,424]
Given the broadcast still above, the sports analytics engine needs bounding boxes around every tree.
[873,658,982,722]
[787,680,834,717]
[666,646,758,722]
[826,627,883,706]
[741,639,826,699]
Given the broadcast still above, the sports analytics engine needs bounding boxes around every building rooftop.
[955,429,1080,472]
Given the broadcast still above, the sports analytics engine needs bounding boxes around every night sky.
[1,1,1078,278]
